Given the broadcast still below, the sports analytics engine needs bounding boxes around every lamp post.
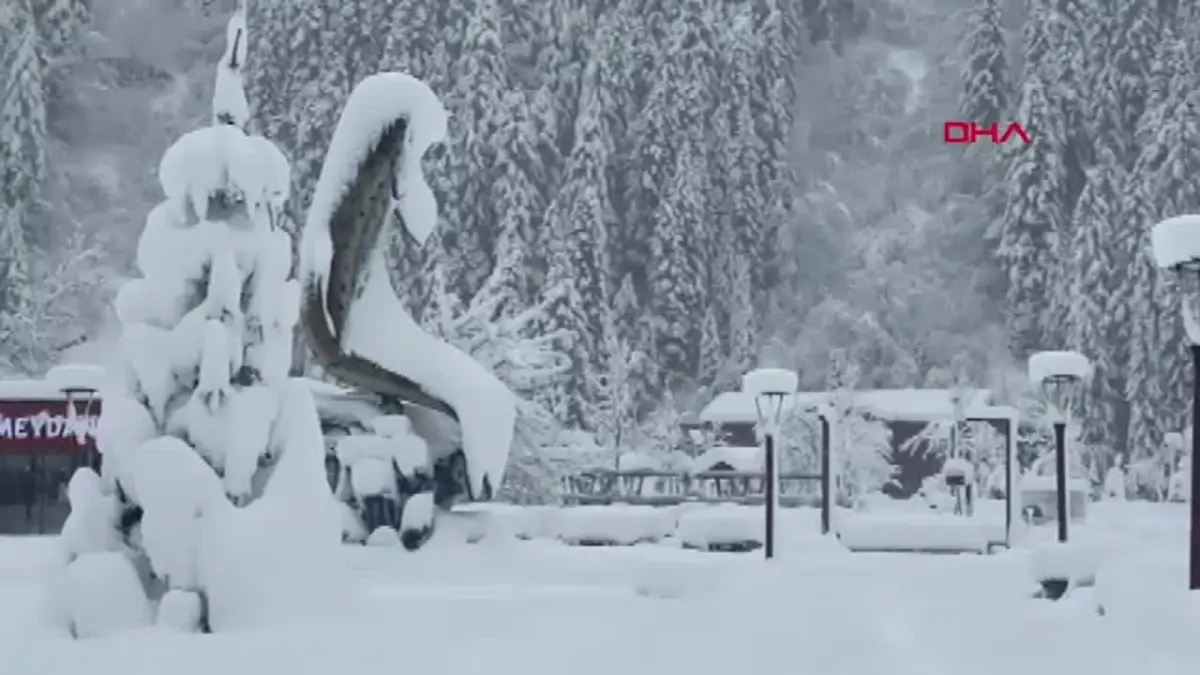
[1028,351,1091,544]
[755,391,787,560]
[1151,214,1200,591]
[744,368,799,561]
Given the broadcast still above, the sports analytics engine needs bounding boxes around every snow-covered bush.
[825,392,895,506]
[49,11,342,637]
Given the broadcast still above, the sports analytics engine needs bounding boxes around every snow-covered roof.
[699,388,998,424]
[0,380,73,400]
[44,364,107,392]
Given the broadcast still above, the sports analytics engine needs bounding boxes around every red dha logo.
[943,122,1031,145]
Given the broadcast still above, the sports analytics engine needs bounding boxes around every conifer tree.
[960,0,1009,128]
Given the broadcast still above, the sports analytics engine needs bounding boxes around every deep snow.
[0,501,1194,675]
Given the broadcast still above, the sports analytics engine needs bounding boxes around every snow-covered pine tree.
[649,139,709,386]
[748,0,800,296]
[1124,27,1200,460]
[624,0,720,302]
[1109,0,1161,162]
[611,273,657,416]
[1,0,48,212]
[997,73,1064,357]
[713,13,768,301]
[697,306,723,388]
[0,0,46,374]
[30,0,89,60]
[538,180,612,428]
[960,0,1009,128]
[1064,146,1124,451]
[439,0,509,301]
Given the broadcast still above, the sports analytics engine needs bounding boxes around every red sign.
[943,122,1031,145]
[0,399,101,453]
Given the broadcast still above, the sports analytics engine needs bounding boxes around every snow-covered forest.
[2,0,1198,498]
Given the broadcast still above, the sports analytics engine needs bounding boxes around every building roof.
[698,388,1010,424]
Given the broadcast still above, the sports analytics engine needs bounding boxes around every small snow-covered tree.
[52,14,346,637]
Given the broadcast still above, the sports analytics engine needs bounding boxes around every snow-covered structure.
[50,12,516,637]
[298,72,515,510]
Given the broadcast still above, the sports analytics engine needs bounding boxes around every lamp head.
[754,390,790,430]
[1039,374,1082,422]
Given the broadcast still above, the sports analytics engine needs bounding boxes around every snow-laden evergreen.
[959,0,1008,128]
[1063,147,1123,451]
[49,17,342,636]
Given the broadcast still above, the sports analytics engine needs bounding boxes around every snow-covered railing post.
[1151,215,1200,592]
[1027,350,1091,601]
[744,368,798,560]
[795,401,834,536]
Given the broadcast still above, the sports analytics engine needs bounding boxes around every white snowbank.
[1028,351,1092,384]
[741,368,798,396]
[838,513,988,553]
[157,589,204,632]
[1151,214,1200,270]
[677,505,761,549]
[1029,541,1099,585]
[60,552,152,639]
[551,506,676,545]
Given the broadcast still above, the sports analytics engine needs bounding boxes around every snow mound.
[551,506,676,546]
[60,552,152,639]
[157,589,204,632]
[838,513,988,553]
[1150,214,1200,270]
[1028,351,1092,384]
[366,527,399,546]
[742,368,799,396]
[1029,541,1100,585]
[677,505,762,550]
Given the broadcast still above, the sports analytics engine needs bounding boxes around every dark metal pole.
[819,415,831,535]
[1053,421,1068,543]
[1191,344,1200,590]
[765,432,776,559]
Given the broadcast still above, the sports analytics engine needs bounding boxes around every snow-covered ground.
[0,501,1194,675]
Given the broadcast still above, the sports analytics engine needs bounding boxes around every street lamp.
[744,368,799,560]
[1151,214,1200,591]
[1028,350,1091,544]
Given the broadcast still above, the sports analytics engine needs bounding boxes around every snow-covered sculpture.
[298,73,516,517]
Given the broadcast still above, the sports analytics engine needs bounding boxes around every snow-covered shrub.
[50,10,342,637]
